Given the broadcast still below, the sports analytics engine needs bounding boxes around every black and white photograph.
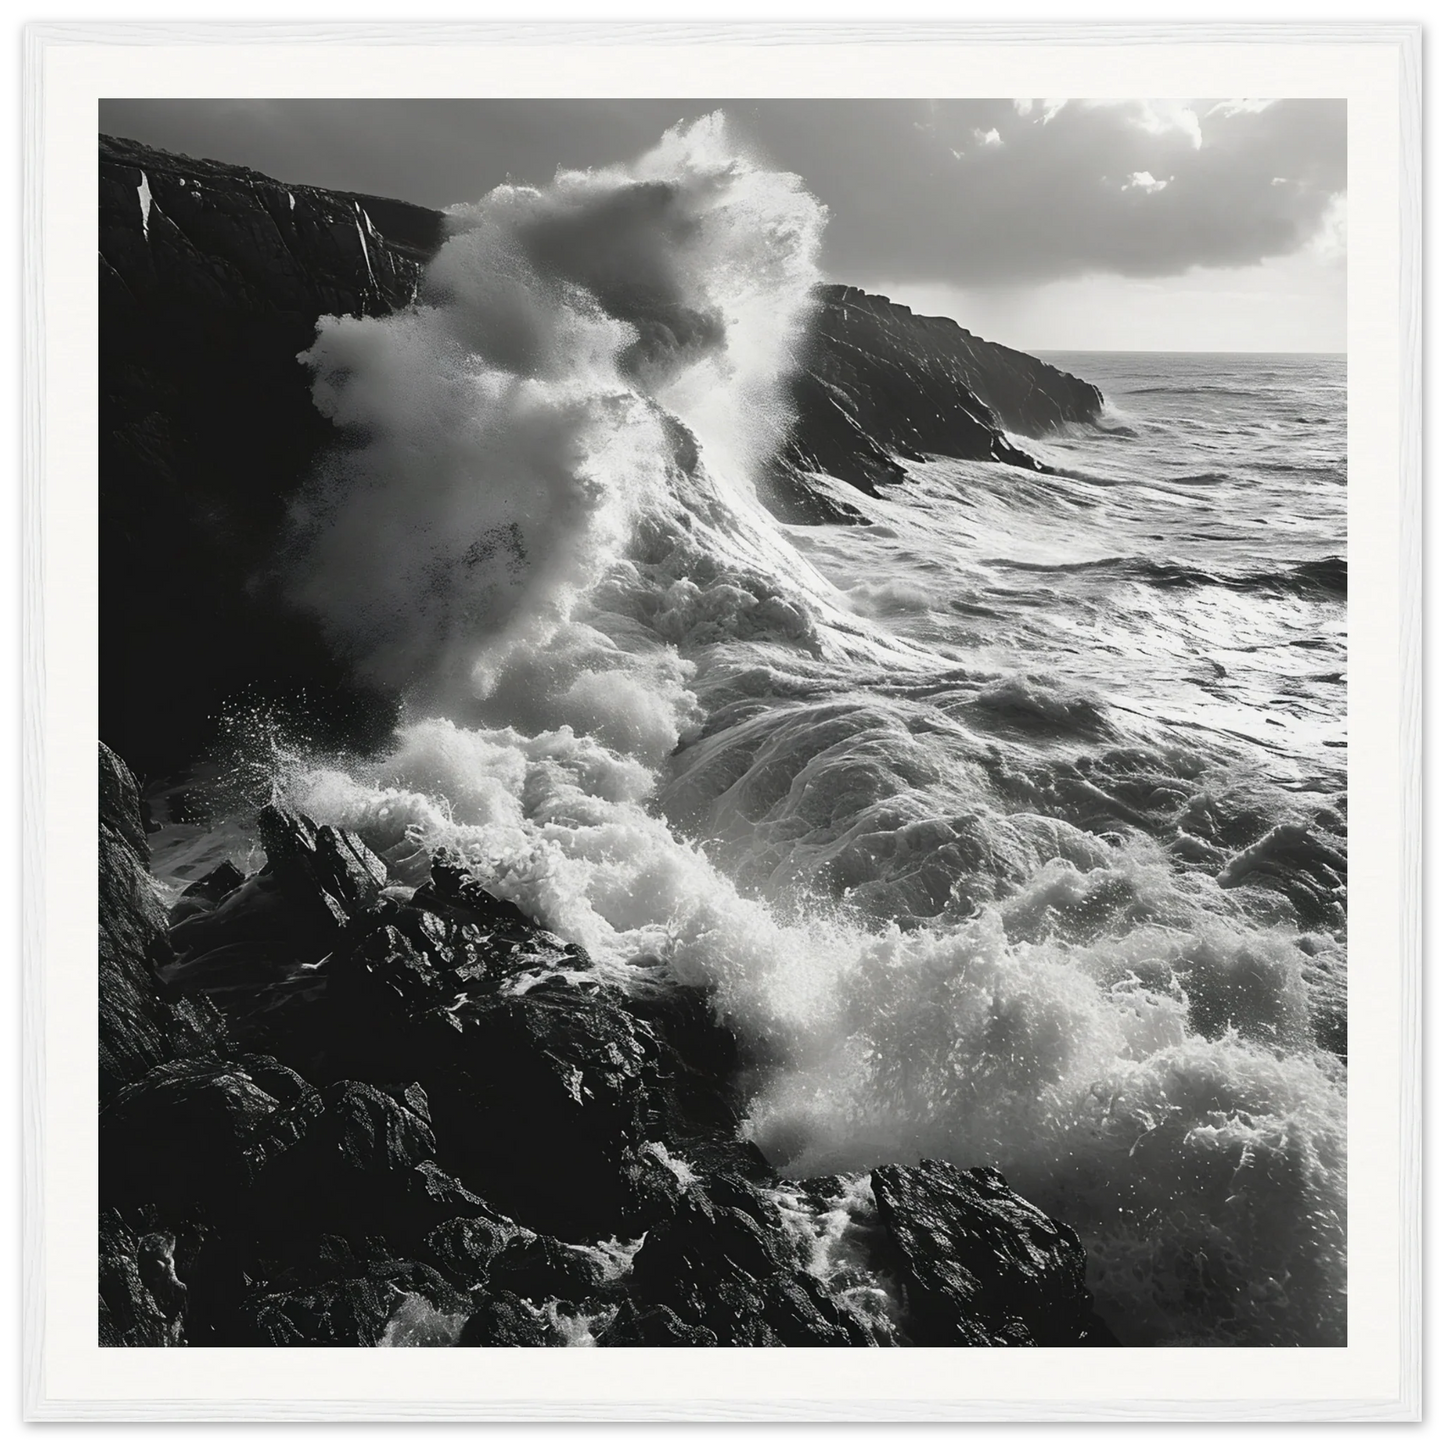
[94,94,1351,1354]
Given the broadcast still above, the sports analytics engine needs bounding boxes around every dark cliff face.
[822,285,1103,438]
[771,285,1103,502]
[100,135,437,776]
[99,135,1101,775]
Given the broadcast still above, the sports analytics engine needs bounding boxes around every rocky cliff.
[99,134,1101,775]
[774,285,1102,501]
[100,135,433,776]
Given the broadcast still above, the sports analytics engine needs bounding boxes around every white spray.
[273,114,1346,1347]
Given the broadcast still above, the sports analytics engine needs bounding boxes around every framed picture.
[22,19,1421,1422]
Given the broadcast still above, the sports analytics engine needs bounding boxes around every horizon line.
[1027,347,1346,356]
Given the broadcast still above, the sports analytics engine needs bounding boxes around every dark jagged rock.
[99,744,230,1101]
[487,1234,609,1306]
[161,807,392,1034]
[387,1162,500,1251]
[99,1211,185,1346]
[870,1160,1113,1346]
[257,804,389,929]
[100,133,430,317]
[753,462,868,526]
[230,1083,513,1272]
[628,1177,868,1346]
[417,853,537,932]
[99,742,155,859]
[156,846,661,1239]
[625,985,770,1183]
[164,837,582,1045]
[408,854,592,978]
[100,1054,314,1218]
[148,823,666,1241]
[617,1143,694,1232]
[325,950,647,1230]
[424,1212,527,1288]
[233,1236,465,1347]
[594,1299,718,1347]
[456,1291,564,1348]
[136,1229,190,1331]
[167,859,247,927]
[166,870,292,951]
[260,1079,434,1187]
[385,984,657,1239]
[163,803,386,965]
[815,285,1101,440]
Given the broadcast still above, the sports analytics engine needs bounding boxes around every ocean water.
[148,118,1347,1347]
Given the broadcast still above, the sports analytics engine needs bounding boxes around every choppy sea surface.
[147,121,1347,1347]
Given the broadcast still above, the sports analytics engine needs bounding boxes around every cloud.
[1123,171,1170,194]
[1208,99,1276,119]
[1114,99,1203,150]
[731,98,1345,286]
[1309,191,1347,260]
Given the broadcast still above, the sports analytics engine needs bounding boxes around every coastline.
[96,128,1346,1351]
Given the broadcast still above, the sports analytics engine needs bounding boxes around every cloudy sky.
[99,98,1346,352]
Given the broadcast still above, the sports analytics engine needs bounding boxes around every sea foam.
[246,115,1350,1346]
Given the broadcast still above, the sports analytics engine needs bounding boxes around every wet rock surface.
[99,744,231,1102]
[456,1292,564,1348]
[627,1177,869,1346]
[98,742,1115,1347]
[870,1160,1116,1346]
[594,1299,718,1347]
[99,1211,187,1346]
[234,1238,467,1348]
